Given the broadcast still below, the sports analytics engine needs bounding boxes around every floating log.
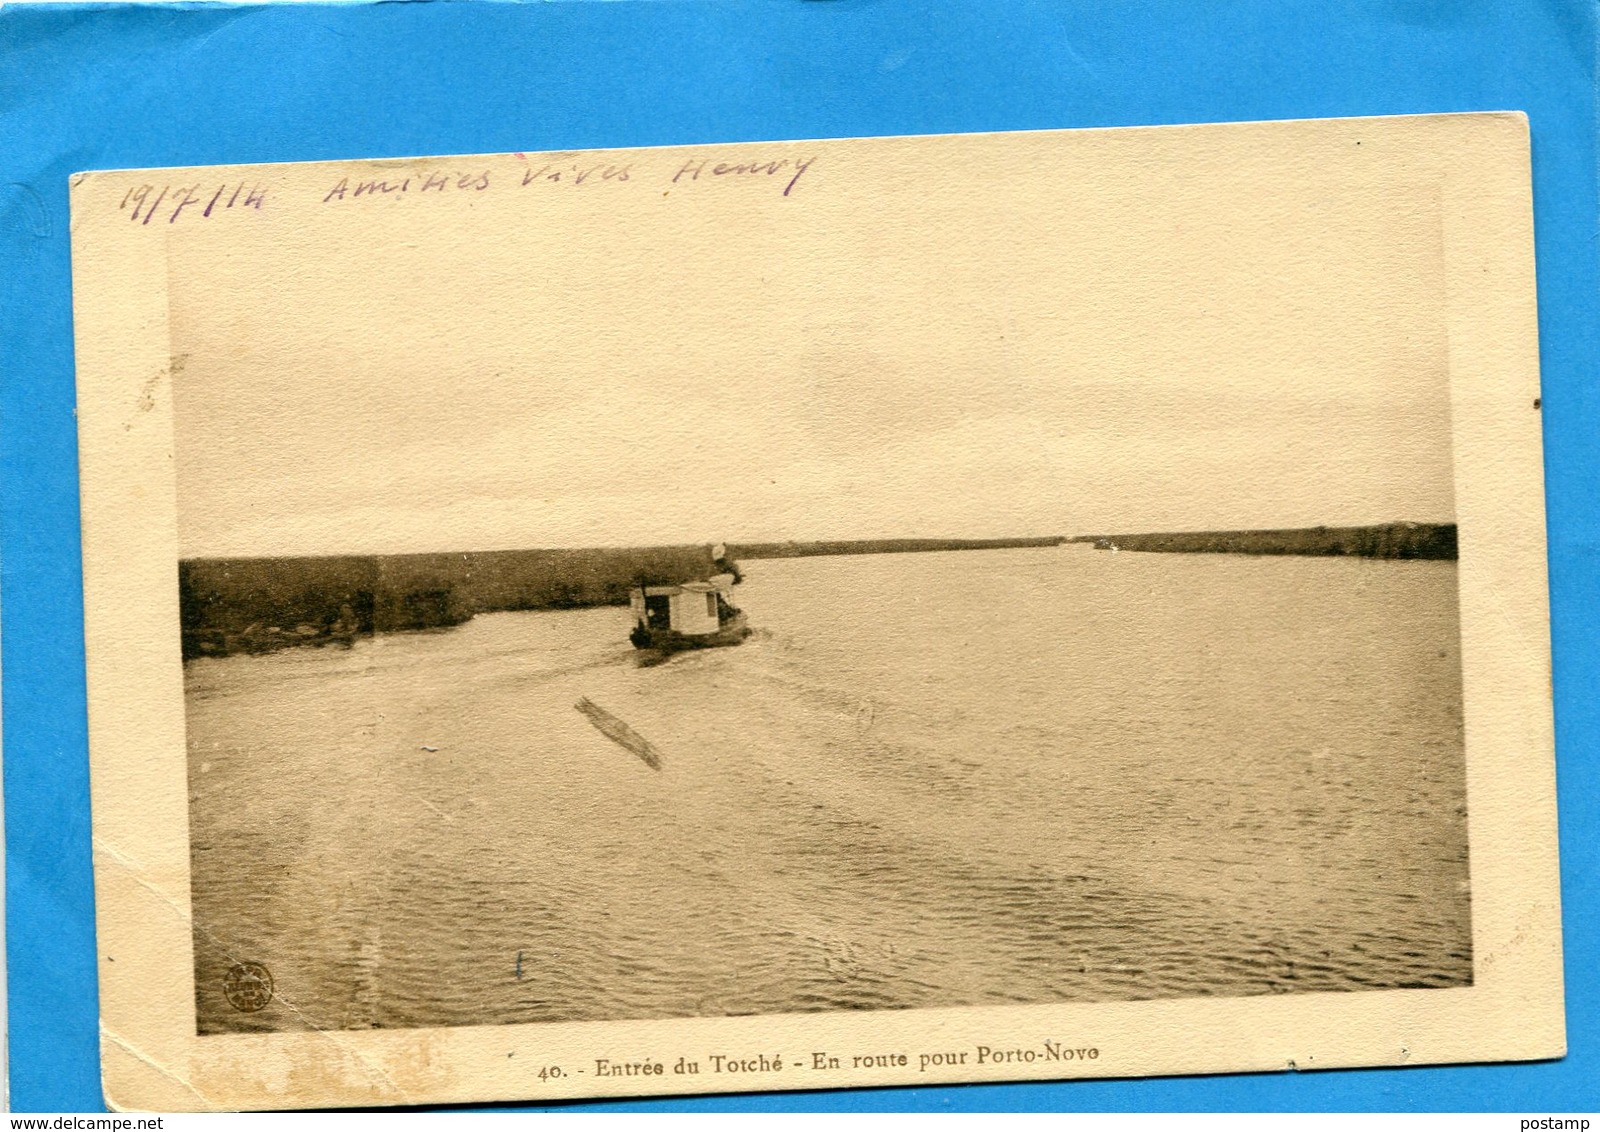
[574,697,663,771]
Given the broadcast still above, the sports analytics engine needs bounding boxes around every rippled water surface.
[187,547,1470,1033]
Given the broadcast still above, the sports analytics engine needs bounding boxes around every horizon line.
[176,522,1458,563]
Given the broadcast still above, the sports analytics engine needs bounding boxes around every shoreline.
[179,537,1064,660]
[180,526,1452,661]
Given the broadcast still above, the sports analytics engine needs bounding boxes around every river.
[185,546,1470,1033]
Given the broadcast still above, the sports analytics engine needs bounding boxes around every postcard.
[69,113,1562,1110]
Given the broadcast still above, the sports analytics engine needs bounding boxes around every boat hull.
[631,612,750,659]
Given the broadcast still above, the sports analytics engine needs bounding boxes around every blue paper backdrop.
[2,0,1595,1113]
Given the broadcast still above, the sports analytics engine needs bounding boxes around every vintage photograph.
[69,116,1562,1108]
[167,126,1469,1036]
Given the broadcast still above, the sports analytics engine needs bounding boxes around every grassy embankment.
[180,536,1067,659]
[179,545,718,660]
[1067,523,1457,559]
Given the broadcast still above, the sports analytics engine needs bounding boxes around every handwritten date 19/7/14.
[122,182,265,225]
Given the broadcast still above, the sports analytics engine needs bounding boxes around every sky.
[167,123,1456,558]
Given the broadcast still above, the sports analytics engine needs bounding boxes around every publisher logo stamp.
[223,962,274,1012]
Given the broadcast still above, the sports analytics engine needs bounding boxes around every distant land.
[727,536,1064,559]
[1066,522,1457,560]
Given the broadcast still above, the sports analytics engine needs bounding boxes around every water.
[185,547,1470,1034]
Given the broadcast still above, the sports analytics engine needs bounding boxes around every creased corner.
[100,1023,219,1111]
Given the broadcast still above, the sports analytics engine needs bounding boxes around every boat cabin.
[629,575,734,637]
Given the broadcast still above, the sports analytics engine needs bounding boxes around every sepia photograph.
[68,115,1561,1109]
[171,129,1470,1037]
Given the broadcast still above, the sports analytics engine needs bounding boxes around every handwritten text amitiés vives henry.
[322,152,816,204]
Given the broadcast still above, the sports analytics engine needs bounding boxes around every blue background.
[2,0,1595,1113]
